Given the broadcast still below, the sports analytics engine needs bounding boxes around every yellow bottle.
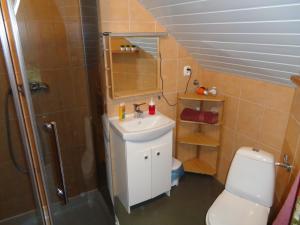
[119,103,125,121]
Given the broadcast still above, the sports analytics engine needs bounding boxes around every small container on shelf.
[130,45,137,52]
[120,45,125,51]
[125,45,130,51]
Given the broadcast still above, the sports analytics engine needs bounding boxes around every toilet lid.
[206,190,270,225]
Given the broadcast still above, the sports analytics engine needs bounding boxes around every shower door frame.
[0,1,54,225]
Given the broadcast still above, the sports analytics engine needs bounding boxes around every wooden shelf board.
[113,89,161,99]
[177,133,220,147]
[179,119,222,126]
[112,50,139,54]
[183,158,216,175]
[178,93,225,102]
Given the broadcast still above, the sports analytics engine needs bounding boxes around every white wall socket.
[183,65,192,76]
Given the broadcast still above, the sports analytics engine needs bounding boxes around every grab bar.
[44,121,68,204]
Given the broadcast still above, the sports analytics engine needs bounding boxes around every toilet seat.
[206,190,270,225]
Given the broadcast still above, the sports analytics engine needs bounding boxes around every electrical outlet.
[183,66,192,76]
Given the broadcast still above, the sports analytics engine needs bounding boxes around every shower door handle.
[44,121,68,205]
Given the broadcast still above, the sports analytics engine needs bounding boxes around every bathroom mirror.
[103,33,166,99]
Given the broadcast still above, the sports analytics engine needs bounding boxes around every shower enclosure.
[0,0,113,225]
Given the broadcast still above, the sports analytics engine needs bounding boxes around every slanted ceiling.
[139,0,300,85]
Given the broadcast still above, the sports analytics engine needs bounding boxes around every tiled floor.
[0,190,114,225]
[116,173,224,225]
[1,174,223,225]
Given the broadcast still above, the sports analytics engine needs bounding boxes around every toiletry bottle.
[119,103,125,120]
[149,97,156,115]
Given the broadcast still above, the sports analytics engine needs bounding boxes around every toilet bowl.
[206,147,275,225]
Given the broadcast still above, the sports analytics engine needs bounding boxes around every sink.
[109,112,175,142]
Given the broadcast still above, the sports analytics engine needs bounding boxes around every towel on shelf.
[180,108,219,124]
[273,172,300,225]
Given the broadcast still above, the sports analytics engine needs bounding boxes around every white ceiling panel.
[140,0,300,85]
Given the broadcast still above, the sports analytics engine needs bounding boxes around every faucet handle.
[133,103,146,111]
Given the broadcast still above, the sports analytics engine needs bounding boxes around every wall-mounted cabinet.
[102,32,167,99]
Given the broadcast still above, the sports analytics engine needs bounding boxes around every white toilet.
[206,147,275,225]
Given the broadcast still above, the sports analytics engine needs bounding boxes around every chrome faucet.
[133,103,146,118]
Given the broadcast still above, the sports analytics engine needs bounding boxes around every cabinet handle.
[144,156,148,160]
[156,152,160,156]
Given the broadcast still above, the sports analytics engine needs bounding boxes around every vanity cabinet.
[110,129,173,213]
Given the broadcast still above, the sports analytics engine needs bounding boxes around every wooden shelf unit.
[177,133,220,147]
[179,119,222,126]
[176,93,225,176]
[183,158,216,175]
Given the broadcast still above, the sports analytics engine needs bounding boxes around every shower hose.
[4,89,28,174]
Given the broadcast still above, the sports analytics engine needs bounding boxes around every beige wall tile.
[258,109,289,149]
[130,22,156,32]
[159,36,179,59]
[240,77,294,112]
[155,23,167,32]
[222,95,239,129]
[161,59,178,93]
[263,82,294,113]
[237,100,264,140]
[285,116,300,152]
[220,127,235,161]
[216,157,231,184]
[100,0,129,21]
[291,87,300,122]
[129,0,155,22]
[234,133,256,152]
[101,22,130,32]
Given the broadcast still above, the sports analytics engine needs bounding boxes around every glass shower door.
[0,8,44,225]
[3,0,114,224]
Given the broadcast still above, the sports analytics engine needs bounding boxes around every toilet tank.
[225,147,275,207]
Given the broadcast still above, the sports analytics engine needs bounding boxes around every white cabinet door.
[127,148,152,206]
[151,143,172,198]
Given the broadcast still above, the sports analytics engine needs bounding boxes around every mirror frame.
[102,32,168,100]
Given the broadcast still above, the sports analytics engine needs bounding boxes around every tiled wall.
[0,0,98,220]
[275,84,300,210]
[0,47,36,219]
[201,69,296,213]
[201,69,295,183]
[80,0,107,185]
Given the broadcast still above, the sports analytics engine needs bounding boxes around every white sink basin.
[109,112,175,142]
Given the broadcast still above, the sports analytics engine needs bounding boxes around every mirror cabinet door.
[105,36,161,99]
